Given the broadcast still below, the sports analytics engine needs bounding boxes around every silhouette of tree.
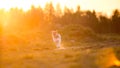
[55,3,62,17]
[98,15,111,33]
[44,2,56,31]
[72,5,82,24]
[58,6,74,26]
[44,2,55,24]
[111,9,120,33]
[0,4,119,37]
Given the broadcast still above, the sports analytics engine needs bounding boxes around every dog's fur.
[52,31,61,48]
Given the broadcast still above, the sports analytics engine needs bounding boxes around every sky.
[0,0,120,16]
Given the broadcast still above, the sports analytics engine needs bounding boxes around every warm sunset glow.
[107,48,120,67]
[96,48,120,68]
[0,0,119,32]
[114,60,120,66]
[0,0,119,16]
[0,0,50,11]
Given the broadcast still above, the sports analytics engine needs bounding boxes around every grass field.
[1,35,120,68]
[1,24,120,68]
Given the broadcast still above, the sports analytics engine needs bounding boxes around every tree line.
[0,3,120,34]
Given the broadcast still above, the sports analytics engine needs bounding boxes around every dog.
[52,31,61,48]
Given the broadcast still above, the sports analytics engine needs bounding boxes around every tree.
[111,9,120,33]
[55,3,62,17]
[112,9,120,23]
[44,2,55,24]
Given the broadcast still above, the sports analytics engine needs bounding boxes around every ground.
[1,39,120,68]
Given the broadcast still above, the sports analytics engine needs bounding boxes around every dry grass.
[1,33,120,68]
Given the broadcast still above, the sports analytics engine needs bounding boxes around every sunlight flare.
[114,59,120,66]
[0,0,119,16]
[0,0,50,11]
